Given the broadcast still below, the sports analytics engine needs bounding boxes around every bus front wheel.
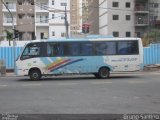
[98,67,110,79]
[29,69,42,81]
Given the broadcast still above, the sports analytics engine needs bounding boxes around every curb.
[144,64,160,72]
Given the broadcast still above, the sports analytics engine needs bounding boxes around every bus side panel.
[39,56,110,74]
[16,58,46,76]
[104,55,142,72]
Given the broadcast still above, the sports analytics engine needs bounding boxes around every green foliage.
[142,29,160,46]
[5,30,13,46]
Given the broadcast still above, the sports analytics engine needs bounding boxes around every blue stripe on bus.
[40,58,51,65]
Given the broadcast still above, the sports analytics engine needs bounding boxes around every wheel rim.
[99,68,109,78]
[101,69,107,77]
[33,73,38,79]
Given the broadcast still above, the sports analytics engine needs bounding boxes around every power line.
[1,2,160,29]
[0,15,63,29]
[16,15,63,27]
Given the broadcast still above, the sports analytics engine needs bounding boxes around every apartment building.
[99,0,160,38]
[88,0,99,34]
[149,0,160,28]
[99,0,135,37]
[35,0,49,39]
[0,2,3,37]
[17,0,35,40]
[70,0,82,37]
[48,0,70,39]
[0,0,17,40]
[0,0,35,40]
[82,0,88,24]
[0,0,73,40]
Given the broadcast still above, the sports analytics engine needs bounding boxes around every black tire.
[98,67,110,79]
[94,73,100,78]
[29,69,41,81]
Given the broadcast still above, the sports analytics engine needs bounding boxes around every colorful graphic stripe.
[42,58,84,72]
[46,58,65,68]
[50,58,84,72]
[47,59,71,70]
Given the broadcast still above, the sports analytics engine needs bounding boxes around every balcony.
[35,3,49,13]
[154,20,160,27]
[3,4,16,12]
[3,18,16,26]
[135,16,149,26]
[36,18,49,26]
[135,5,149,14]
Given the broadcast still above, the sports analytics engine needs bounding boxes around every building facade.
[70,0,82,37]
[99,0,135,37]
[48,0,70,39]
[0,0,83,40]
[99,0,160,38]
[88,0,99,34]
[0,2,3,38]
[35,0,49,40]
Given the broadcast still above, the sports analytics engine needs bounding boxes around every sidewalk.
[0,72,16,77]
[143,64,160,72]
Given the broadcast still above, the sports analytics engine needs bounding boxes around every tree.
[5,30,13,46]
[142,29,160,46]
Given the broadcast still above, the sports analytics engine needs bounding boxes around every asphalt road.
[0,72,160,114]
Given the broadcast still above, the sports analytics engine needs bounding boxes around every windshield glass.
[20,43,40,60]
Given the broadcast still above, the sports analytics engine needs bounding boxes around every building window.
[18,1,22,5]
[52,31,55,36]
[113,32,119,37]
[112,2,119,7]
[150,3,159,8]
[52,0,54,5]
[41,33,44,39]
[135,32,141,37]
[113,15,119,20]
[126,32,131,37]
[61,3,67,6]
[126,15,131,21]
[61,32,65,37]
[31,1,34,5]
[126,2,131,8]
[61,15,65,19]
[52,14,54,19]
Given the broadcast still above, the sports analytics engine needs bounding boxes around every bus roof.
[28,37,141,44]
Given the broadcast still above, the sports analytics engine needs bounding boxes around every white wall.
[36,27,49,39]
[49,26,66,38]
[0,41,29,47]
[99,0,135,37]
[48,0,70,38]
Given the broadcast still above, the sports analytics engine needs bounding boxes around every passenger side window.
[70,42,81,56]
[118,41,139,55]
[95,42,116,55]
[47,43,63,56]
[81,42,94,56]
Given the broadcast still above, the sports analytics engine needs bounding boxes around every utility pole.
[64,5,69,38]
[1,0,16,74]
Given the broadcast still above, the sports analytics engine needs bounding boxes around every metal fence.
[0,47,23,69]
[0,44,160,69]
[143,43,160,65]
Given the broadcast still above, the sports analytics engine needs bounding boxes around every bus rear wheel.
[29,69,42,81]
[98,67,110,79]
